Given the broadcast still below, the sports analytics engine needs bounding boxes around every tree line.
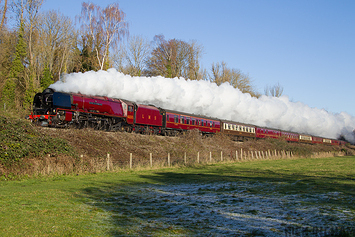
[0,1,282,116]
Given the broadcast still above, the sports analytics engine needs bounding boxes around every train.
[26,88,348,146]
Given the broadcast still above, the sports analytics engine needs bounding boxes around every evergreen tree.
[23,75,35,111]
[2,21,26,111]
[2,79,16,111]
[10,21,26,79]
[40,66,54,89]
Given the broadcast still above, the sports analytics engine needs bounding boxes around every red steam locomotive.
[27,88,347,145]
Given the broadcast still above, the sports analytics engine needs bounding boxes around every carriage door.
[127,104,135,124]
[121,101,134,125]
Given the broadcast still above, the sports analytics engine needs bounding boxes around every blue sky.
[42,0,355,116]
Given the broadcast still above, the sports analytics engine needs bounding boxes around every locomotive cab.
[33,88,55,115]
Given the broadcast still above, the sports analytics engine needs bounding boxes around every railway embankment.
[1,115,354,179]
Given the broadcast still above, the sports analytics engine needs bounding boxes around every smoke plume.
[50,69,355,143]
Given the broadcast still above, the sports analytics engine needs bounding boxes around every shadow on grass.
[144,165,355,194]
[77,163,355,236]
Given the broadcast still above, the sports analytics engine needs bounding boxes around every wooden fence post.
[168,153,171,167]
[184,152,187,165]
[197,152,200,163]
[107,153,110,171]
[47,154,51,174]
[241,148,243,160]
[221,151,223,162]
[130,153,132,169]
[236,150,238,161]
[210,151,212,163]
[150,153,152,168]
[80,154,83,171]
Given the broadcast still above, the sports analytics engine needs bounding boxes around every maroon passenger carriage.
[256,127,281,139]
[281,131,299,142]
[312,136,324,144]
[161,109,220,136]
[134,104,163,134]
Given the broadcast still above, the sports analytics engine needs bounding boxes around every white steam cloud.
[50,69,355,143]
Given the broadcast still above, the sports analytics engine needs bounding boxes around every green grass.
[0,156,354,236]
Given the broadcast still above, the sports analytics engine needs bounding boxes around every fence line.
[36,150,345,176]
[98,149,346,171]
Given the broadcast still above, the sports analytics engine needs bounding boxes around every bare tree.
[145,35,177,78]
[37,10,77,80]
[0,0,8,30]
[113,35,151,76]
[264,82,284,97]
[79,2,128,70]
[210,61,259,97]
[185,40,203,80]
[145,35,203,79]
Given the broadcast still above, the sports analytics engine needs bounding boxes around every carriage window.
[128,106,134,112]
[180,116,184,124]
[201,120,204,126]
[174,115,178,123]
[186,117,190,124]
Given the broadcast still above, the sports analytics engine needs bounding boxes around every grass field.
[0,156,354,236]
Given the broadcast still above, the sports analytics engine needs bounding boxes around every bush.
[0,116,76,168]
